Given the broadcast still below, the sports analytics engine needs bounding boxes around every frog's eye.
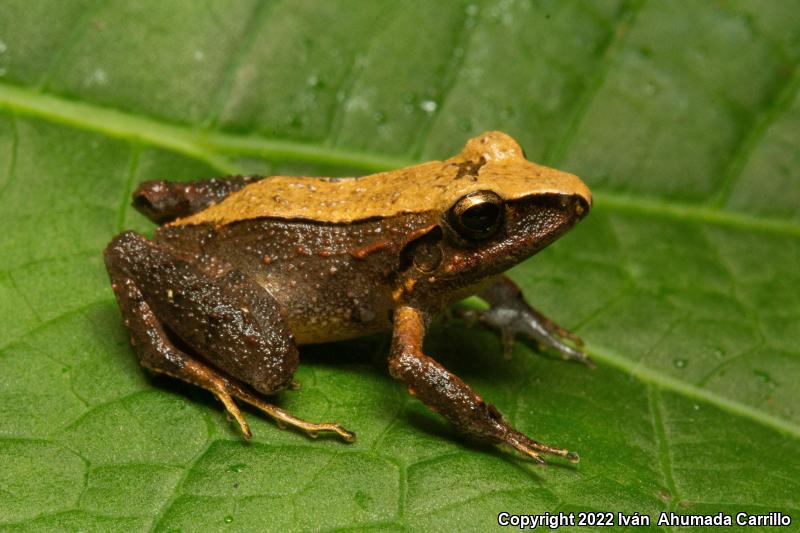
[448,190,504,240]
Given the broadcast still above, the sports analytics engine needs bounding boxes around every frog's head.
[399,132,591,296]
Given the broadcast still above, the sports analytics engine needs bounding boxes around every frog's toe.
[512,312,593,366]
[230,385,356,443]
[213,386,253,439]
[307,424,356,443]
[551,323,584,347]
[506,430,579,465]
[549,337,596,369]
[495,419,579,465]
[456,305,594,367]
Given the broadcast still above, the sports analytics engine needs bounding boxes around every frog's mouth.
[437,193,590,282]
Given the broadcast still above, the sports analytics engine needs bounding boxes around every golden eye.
[448,190,504,240]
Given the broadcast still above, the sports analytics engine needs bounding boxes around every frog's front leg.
[104,231,354,442]
[459,276,594,368]
[132,175,265,224]
[388,306,578,464]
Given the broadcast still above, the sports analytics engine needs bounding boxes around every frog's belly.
[253,272,394,345]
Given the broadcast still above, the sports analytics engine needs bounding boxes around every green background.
[1,0,798,531]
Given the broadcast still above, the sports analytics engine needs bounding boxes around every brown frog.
[104,131,592,464]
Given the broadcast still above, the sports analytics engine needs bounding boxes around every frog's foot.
[157,358,355,442]
[228,384,355,442]
[501,423,579,464]
[461,276,594,368]
[459,305,593,368]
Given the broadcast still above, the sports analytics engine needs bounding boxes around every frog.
[104,131,592,464]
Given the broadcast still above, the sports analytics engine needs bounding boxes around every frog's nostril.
[133,194,154,211]
[575,196,590,218]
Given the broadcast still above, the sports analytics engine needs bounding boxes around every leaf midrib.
[589,342,800,440]
[1,82,799,238]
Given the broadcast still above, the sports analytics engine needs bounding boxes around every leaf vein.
[647,386,679,514]
[149,440,214,531]
[0,299,109,354]
[710,50,800,206]
[0,112,18,203]
[544,0,647,165]
[324,7,400,147]
[589,342,800,439]
[36,0,111,91]
[409,3,481,158]
[116,145,141,233]
[201,0,276,129]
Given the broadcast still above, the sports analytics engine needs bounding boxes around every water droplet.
[0,41,7,54]
[226,463,246,473]
[354,489,370,510]
[193,50,205,61]
[420,100,437,113]
[693,404,700,411]
[465,4,478,16]
[714,348,725,359]
[87,67,108,85]
[753,370,776,388]
[644,81,658,96]
[673,358,687,369]
[224,515,234,524]
[307,74,320,87]
[372,110,386,124]
[458,118,472,132]
[287,112,303,128]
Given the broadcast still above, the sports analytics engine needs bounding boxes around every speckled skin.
[104,132,593,462]
[153,213,432,345]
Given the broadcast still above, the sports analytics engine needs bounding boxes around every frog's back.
[168,131,588,228]
[169,162,442,227]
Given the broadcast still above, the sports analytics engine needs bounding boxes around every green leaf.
[1,0,798,531]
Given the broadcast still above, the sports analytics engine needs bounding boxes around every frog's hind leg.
[458,276,595,368]
[132,175,265,224]
[103,231,354,442]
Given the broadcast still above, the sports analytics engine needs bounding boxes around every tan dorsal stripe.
[170,132,591,227]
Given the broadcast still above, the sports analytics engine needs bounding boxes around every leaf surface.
[0,1,798,531]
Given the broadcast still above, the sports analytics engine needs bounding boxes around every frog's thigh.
[105,273,258,436]
[104,230,298,395]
